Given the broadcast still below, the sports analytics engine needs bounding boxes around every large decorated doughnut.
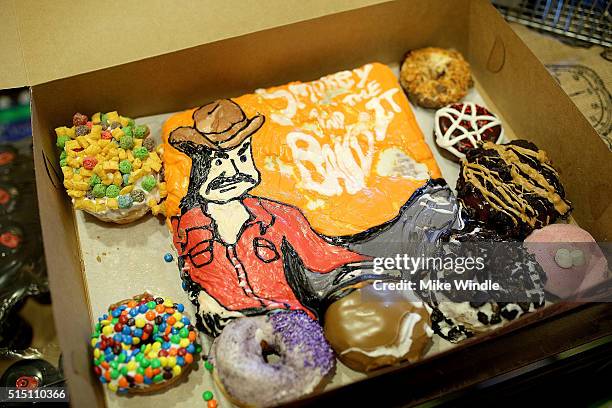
[208,311,335,407]
[163,63,441,236]
[90,293,201,394]
[55,112,167,223]
[162,63,442,337]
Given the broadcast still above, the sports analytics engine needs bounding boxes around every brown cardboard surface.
[509,22,611,149]
[0,1,27,88]
[27,0,469,122]
[28,1,612,406]
[3,0,389,88]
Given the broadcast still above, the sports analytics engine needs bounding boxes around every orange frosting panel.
[162,63,440,236]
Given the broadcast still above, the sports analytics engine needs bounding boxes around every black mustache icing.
[206,173,256,193]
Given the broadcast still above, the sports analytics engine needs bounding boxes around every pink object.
[525,224,609,299]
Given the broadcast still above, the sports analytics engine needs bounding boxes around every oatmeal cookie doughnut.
[400,47,473,108]
[90,293,201,394]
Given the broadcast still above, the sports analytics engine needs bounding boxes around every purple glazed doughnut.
[208,311,335,407]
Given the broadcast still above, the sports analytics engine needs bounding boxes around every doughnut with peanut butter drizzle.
[456,140,572,239]
[324,283,432,372]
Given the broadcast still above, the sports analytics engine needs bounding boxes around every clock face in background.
[546,64,612,150]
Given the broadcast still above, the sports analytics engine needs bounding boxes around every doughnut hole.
[260,341,282,364]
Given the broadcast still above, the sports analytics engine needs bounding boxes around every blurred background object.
[0,87,63,393]
[493,0,610,47]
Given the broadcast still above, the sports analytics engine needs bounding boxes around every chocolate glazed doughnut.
[324,283,432,372]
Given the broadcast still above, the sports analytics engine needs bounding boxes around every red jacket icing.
[171,196,368,314]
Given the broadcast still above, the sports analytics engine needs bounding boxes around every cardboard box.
[4,0,611,406]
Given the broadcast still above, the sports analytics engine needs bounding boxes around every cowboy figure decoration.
[169,99,370,336]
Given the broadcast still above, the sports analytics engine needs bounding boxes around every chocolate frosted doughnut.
[324,283,432,372]
[456,140,572,239]
[209,311,334,407]
[400,47,473,109]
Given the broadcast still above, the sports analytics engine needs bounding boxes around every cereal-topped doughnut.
[400,47,473,109]
[90,293,201,394]
[55,111,167,223]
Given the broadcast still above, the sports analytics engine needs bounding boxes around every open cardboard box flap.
[21,0,612,406]
[0,0,387,88]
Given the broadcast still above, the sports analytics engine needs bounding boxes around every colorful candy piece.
[56,135,70,149]
[73,112,88,126]
[133,147,149,160]
[119,160,132,174]
[141,175,156,192]
[92,184,106,198]
[106,184,120,198]
[83,156,98,170]
[134,125,149,139]
[118,195,133,209]
[119,135,134,150]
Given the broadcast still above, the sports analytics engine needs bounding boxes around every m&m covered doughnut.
[90,293,201,394]
[56,111,166,223]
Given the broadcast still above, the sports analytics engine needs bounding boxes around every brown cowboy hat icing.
[169,99,264,154]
